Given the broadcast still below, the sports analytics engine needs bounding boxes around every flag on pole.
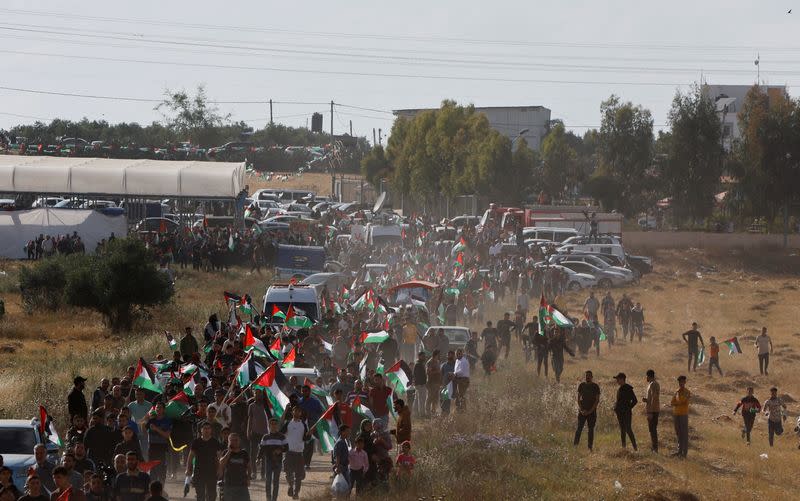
[723,337,743,355]
[360,331,390,344]
[387,390,398,420]
[440,381,454,402]
[39,406,63,447]
[304,377,334,406]
[282,346,297,368]
[270,305,286,319]
[164,391,191,419]
[252,363,290,419]
[384,361,409,397]
[223,291,242,305]
[133,358,163,394]
[455,252,464,268]
[310,404,340,453]
[696,347,706,366]
[351,395,375,421]
[243,324,269,357]
[235,353,263,388]
[164,332,177,351]
[183,377,196,397]
[269,337,282,359]
[285,306,312,329]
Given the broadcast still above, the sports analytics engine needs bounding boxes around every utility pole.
[373,128,377,146]
[378,128,382,145]
[269,99,273,125]
[330,100,335,198]
[349,120,353,136]
[330,101,334,141]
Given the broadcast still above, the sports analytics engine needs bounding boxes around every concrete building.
[393,105,552,150]
[702,84,786,151]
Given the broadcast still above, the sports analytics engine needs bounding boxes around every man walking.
[453,349,471,412]
[642,370,660,453]
[755,327,773,376]
[583,292,599,324]
[186,421,221,501]
[681,323,705,373]
[670,375,691,458]
[219,433,250,501]
[573,370,600,450]
[68,376,88,422]
[613,373,638,450]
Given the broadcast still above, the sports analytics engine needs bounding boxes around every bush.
[19,256,69,313]
[18,239,173,331]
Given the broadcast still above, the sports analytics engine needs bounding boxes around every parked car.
[548,253,634,279]
[559,261,633,288]
[134,217,181,233]
[299,272,351,297]
[560,235,623,246]
[535,264,599,291]
[0,419,60,491]
[626,254,653,276]
[31,197,65,208]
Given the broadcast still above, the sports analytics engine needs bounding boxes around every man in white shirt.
[453,349,471,413]
[208,388,231,428]
[755,327,773,376]
[284,406,308,498]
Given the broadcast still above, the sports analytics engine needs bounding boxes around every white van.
[367,224,402,247]
[521,227,579,243]
[262,284,321,328]
[556,242,626,260]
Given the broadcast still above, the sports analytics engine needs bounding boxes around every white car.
[32,197,65,208]
[0,419,60,491]
[536,264,598,291]
[417,326,471,355]
[559,261,633,288]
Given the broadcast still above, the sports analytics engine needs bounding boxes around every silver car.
[559,261,633,288]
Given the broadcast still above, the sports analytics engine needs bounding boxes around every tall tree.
[361,145,391,186]
[596,95,655,215]
[736,85,800,240]
[663,86,723,222]
[155,85,231,146]
[539,123,578,200]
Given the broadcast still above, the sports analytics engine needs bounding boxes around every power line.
[336,104,394,115]
[1,8,792,52]
[0,50,694,87]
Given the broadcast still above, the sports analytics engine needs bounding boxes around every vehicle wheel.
[568,281,581,291]
[598,278,612,288]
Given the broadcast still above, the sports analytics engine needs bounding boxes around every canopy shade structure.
[0,156,245,199]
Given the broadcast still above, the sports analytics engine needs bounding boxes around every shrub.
[19,256,68,313]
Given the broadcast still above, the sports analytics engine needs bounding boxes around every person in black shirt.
[68,376,89,421]
[220,433,250,501]
[496,313,515,359]
[144,481,168,501]
[574,371,600,450]
[681,322,705,373]
[18,475,49,501]
[613,373,638,451]
[733,387,762,445]
[480,321,498,350]
[112,452,150,501]
[257,419,288,501]
[186,421,222,501]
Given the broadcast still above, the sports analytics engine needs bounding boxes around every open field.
[3,247,800,499]
[245,170,340,196]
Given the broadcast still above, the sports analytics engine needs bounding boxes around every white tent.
[0,209,128,259]
[0,156,245,198]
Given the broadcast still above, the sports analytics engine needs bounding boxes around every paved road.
[163,452,331,500]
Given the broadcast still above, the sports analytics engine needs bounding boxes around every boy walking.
[258,418,288,501]
[708,337,723,376]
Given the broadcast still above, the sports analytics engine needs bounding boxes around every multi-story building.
[702,84,786,151]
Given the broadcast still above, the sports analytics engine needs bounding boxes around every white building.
[702,84,786,151]
[393,105,552,150]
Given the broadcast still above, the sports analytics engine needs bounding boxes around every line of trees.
[364,86,800,230]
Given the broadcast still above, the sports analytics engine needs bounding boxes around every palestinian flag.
[151,360,172,374]
[549,306,573,327]
[304,377,333,406]
[253,363,290,419]
[269,337,282,359]
[351,395,375,421]
[437,302,446,324]
[311,404,340,453]
[134,358,163,393]
[384,361,409,397]
[223,291,242,305]
[696,347,706,366]
[165,332,177,351]
[282,346,297,368]
[270,305,286,319]
[164,391,190,419]
[285,307,312,329]
[360,330,390,344]
[239,302,255,316]
[39,406,63,447]
[341,285,350,300]
[455,252,464,268]
[440,381,454,402]
[723,337,743,355]
[333,302,344,315]
[352,290,370,311]
[183,377,196,397]
[243,324,269,357]
[453,237,467,253]
[235,353,264,388]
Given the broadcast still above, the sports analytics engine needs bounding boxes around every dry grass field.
[245,171,338,196]
[3,245,800,499]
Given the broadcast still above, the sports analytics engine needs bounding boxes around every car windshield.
[0,427,37,455]
[300,275,329,285]
[430,328,470,343]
